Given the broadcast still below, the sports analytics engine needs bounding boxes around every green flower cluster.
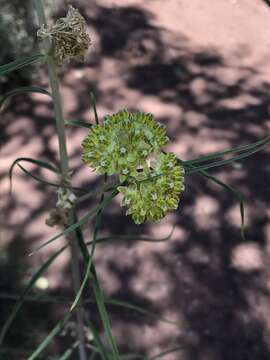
[37,5,91,64]
[82,110,185,224]
[82,110,169,181]
[119,153,185,224]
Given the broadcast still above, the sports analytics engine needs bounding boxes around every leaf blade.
[65,120,93,129]
[0,245,68,346]
[1,86,51,110]
[29,191,118,255]
[0,54,46,76]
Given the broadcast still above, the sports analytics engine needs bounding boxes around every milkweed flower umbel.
[37,5,90,63]
[118,153,185,224]
[82,110,185,223]
[82,110,169,181]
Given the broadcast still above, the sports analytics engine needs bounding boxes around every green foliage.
[0,54,46,76]
[0,86,51,110]
[2,0,270,359]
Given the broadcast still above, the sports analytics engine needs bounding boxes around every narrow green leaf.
[75,208,120,359]
[90,92,99,124]
[148,346,186,360]
[70,208,103,312]
[10,157,59,176]
[93,226,175,244]
[185,135,270,165]
[29,191,118,255]
[9,158,87,193]
[0,245,68,346]
[9,157,60,193]
[27,312,72,360]
[185,161,246,239]
[70,254,93,311]
[0,54,46,76]
[0,86,51,110]
[84,316,109,360]
[0,293,69,305]
[15,163,63,189]
[91,266,120,360]
[76,180,119,204]
[0,219,170,345]
[73,217,110,360]
[65,120,93,129]
[106,298,178,327]
[198,168,245,239]
[11,163,84,193]
[73,177,120,359]
[184,136,270,174]
[58,341,79,360]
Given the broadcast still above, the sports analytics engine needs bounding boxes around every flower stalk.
[34,1,87,359]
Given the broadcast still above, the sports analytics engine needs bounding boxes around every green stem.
[34,1,87,359]
[47,57,69,174]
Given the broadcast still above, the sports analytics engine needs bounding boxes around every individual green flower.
[37,5,91,63]
[82,110,169,181]
[118,153,185,224]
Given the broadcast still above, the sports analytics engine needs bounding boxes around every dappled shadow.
[1,0,270,359]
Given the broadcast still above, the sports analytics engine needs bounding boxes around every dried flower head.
[82,110,169,181]
[118,153,185,224]
[37,5,90,63]
[45,207,69,228]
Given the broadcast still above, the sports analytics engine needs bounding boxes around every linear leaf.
[184,136,270,174]
[58,341,79,360]
[9,159,87,194]
[148,346,186,360]
[106,298,178,327]
[199,168,245,239]
[93,226,175,244]
[9,157,60,193]
[10,157,59,175]
[29,191,118,255]
[73,222,110,360]
[90,92,99,124]
[70,208,103,312]
[65,120,93,129]
[75,211,120,359]
[27,312,72,360]
[185,161,246,239]
[0,54,46,76]
[185,135,270,166]
[91,267,120,360]
[84,305,109,360]
[0,245,68,345]
[1,86,51,110]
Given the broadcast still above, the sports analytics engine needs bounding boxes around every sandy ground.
[1,0,270,359]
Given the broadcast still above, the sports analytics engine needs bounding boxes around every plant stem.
[34,1,87,359]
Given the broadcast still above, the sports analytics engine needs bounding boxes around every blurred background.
[1,0,270,359]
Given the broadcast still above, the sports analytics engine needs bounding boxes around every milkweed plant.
[1,1,269,359]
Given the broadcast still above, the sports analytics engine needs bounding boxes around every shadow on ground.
[1,1,270,359]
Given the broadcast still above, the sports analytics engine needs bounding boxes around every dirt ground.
[1,0,270,359]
